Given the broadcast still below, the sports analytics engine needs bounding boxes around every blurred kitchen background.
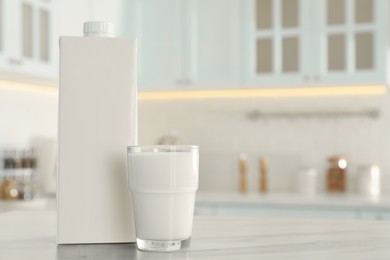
[1,0,390,219]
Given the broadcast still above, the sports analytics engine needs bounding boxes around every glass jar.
[358,165,381,197]
[327,156,347,192]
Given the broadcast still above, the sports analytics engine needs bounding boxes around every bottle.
[57,21,137,244]
[239,153,247,193]
[297,167,318,195]
[3,150,12,169]
[0,180,19,200]
[358,165,381,197]
[21,149,32,169]
[259,157,267,193]
[326,156,347,192]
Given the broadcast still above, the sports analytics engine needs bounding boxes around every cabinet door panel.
[256,38,273,73]
[327,34,346,71]
[39,9,50,62]
[355,32,373,70]
[327,0,345,25]
[4,0,21,62]
[0,0,3,53]
[0,0,5,69]
[188,0,240,88]
[137,0,183,90]
[281,0,298,28]
[256,0,273,29]
[22,3,33,59]
[355,0,373,24]
[282,36,299,72]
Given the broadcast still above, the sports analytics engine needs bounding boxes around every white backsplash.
[1,82,390,195]
[139,93,390,195]
[0,85,58,147]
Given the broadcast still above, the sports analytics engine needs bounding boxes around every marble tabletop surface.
[1,210,390,260]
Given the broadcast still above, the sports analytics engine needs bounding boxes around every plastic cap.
[83,21,115,37]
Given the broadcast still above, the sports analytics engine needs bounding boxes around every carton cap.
[83,21,115,37]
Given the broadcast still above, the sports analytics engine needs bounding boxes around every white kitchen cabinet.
[129,0,241,90]
[0,0,56,82]
[244,0,388,87]
[128,0,388,90]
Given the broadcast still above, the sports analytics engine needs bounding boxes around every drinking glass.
[127,145,199,252]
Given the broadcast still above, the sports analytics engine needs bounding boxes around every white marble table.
[1,210,390,260]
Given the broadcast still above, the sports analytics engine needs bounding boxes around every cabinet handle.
[176,79,192,86]
[8,59,23,66]
[175,79,184,85]
[183,79,192,86]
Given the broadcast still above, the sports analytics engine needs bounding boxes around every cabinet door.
[0,0,6,67]
[19,0,56,79]
[243,0,310,87]
[2,0,22,69]
[316,0,387,85]
[1,0,56,81]
[136,0,185,90]
[188,0,240,88]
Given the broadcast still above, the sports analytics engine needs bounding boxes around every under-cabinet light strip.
[0,79,58,94]
[139,85,387,100]
[0,80,386,99]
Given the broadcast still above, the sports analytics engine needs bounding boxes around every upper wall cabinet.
[244,0,388,87]
[0,0,124,84]
[127,0,388,90]
[0,0,57,83]
[316,0,386,85]
[129,0,241,90]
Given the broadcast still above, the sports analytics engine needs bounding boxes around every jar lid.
[328,156,347,169]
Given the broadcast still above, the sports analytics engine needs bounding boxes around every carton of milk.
[57,21,137,244]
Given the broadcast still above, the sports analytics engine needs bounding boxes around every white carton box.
[57,34,137,244]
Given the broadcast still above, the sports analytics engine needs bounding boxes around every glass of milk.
[127,145,199,252]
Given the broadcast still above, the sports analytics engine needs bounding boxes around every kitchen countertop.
[196,192,390,210]
[2,210,390,259]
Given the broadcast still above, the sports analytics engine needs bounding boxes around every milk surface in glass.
[127,146,199,251]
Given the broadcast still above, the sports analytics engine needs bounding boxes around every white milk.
[128,151,198,240]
